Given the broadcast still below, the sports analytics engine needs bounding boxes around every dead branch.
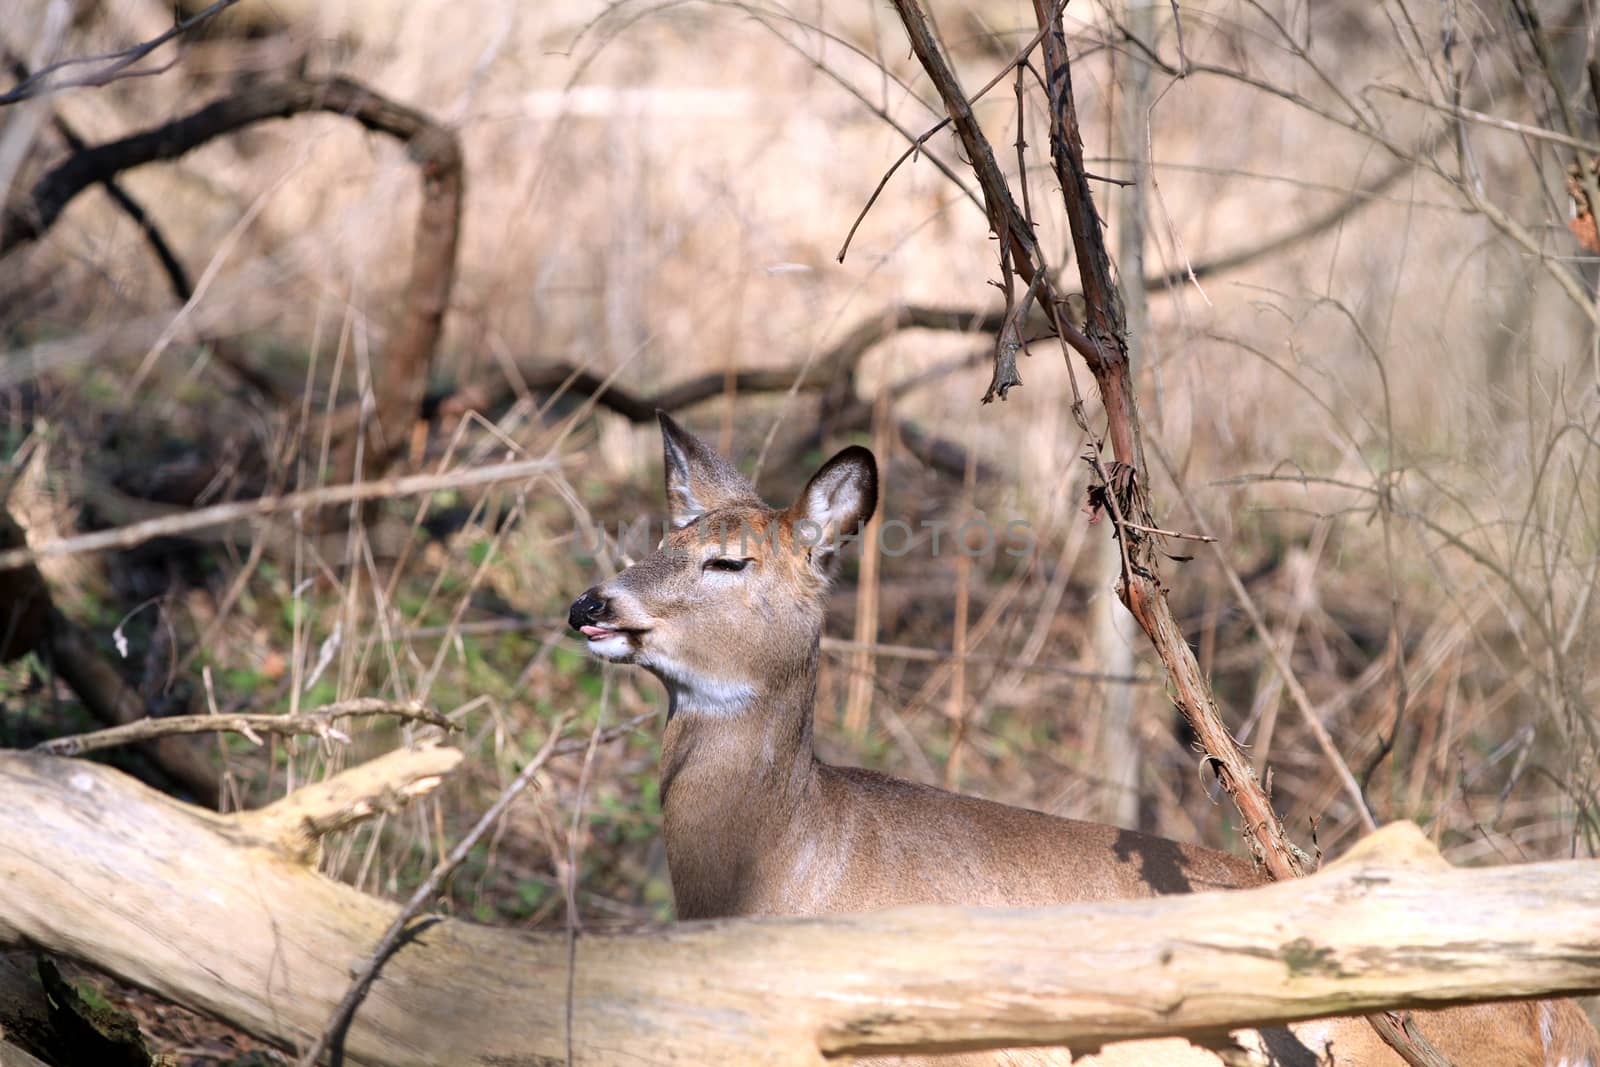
[0,75,463,476]
[233,742,464,861]
[820,637,1150,682]
[1373,83,1600,154]
[0,456,559,574]
[872,0,1261,859]
[40,610,222,805]
[524,303,1018,422]
[1,51,284,401]
[1,505,218,804]
[835,12,1062,264]
[877,1,1452,1060]
[542,709,654,759]
[4,51,185,295]
[409,305,1021,480]
[32,699,453,757]
[1111,11,1599,329]
[1032,6,1452,1061]
[1146,156,1419,291]
[1036,0,1306,828]
[1,752,1598,1066]
[0,0,245,106]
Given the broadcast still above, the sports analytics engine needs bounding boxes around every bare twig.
[45,608,222,803]
[33,699,453,757]
[885,2,1452,1060]
[1148,157,1417,291]
[296,714,573,1067]
[417,305,1015,479]
[1111,519,1216,542]
[837,10,1061,263]
[0,0,244,106]
[409,615,1139,683]
[1146,440,1376,831]
[822,637,1150,682]
[413,309,1017,432]
[883,0,1103,403]
[1373,83,1600,154]
[0,457,560,573]
[1112,8,1596,328]
[546,710,655,759]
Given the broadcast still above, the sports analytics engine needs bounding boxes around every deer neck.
[656,642,820,917]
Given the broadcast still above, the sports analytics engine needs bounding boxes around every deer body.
[657,663,1261,920]
[571,414,1600,1067]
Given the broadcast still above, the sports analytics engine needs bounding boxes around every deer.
[568,412,1600,1067]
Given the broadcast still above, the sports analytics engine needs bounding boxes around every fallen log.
[0,746,1596,1066]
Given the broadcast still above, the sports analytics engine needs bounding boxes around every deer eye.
[703,557,751,573]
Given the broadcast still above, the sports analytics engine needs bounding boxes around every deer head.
[568,413,876,717]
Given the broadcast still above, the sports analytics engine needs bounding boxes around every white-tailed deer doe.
[569,413,1600,1067]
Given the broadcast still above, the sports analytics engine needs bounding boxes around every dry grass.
[2,0,1598,1048]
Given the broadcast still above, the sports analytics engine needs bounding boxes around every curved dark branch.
[4,51,279,399]
[3,77,451,252]
[475,308,1015,479]
[3,75,464,474]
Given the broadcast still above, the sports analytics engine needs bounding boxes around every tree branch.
[0,0,245,106]
[2,505,219,804]
[32,699,453,757]
[1,75,463,475]
[884,3,1460,1061]
[0,457,558,574]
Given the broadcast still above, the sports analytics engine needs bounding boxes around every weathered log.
[0,746,1596,1065]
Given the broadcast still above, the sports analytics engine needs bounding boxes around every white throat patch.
[645,655,756,717]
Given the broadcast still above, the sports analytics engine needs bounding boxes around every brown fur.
[569,414,1600,1066]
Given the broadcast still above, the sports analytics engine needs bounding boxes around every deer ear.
[658,412,760,528]
[790,446,877,575]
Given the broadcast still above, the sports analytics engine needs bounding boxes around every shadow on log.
[0,746,1596,1066]
[0,952,153,1067]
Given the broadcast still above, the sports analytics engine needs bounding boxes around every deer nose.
[568,588,609,631]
